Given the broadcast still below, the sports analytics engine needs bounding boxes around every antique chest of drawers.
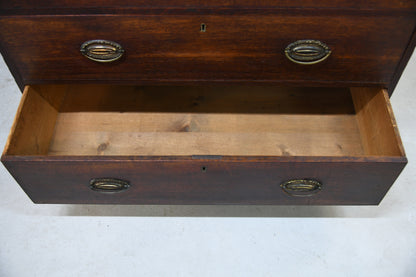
[0,1,415,204]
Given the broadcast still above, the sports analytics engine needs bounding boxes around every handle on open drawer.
[285,40,331,65]
[280,179,322,197]
[80,39,124,62]
[89,178,130,193]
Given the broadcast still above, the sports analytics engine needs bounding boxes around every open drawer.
[1,85,407,204]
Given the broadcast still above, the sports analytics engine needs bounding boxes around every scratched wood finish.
[0,15,414,88]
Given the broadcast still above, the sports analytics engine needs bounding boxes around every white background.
[0,52,415,276]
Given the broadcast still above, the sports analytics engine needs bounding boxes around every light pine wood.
[4,86,59,155]
[44,84,364,156]
[48,112,363,156]
[4,85,406,157]
[2,86,30,156]
[50,113,360,133]
[351,87,404,156]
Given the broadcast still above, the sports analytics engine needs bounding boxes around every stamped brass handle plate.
[80,39,124,62]
[280,179,322,197]
[89,178,130,193]
[285,40,331,65]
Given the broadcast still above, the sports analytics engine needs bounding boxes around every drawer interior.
[3,85,405,157]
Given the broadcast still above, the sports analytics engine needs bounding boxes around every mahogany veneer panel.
[0,15,414,87]
[1,157,406,205]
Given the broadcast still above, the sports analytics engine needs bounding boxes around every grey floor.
[0,52,415,276]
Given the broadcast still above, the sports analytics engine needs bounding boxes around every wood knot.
[97,142,109,154]
[278,144,292,156]
[179,124,190,132]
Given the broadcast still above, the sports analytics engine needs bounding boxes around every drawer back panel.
[0,15,414,86]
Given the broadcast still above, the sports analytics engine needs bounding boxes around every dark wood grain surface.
[1,0,416,15]
[1,156,407,205]
[0,15,414,88]
[0,1,413,205]
[389,26,416,94]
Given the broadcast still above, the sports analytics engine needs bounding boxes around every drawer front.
[0,15,414,86]
[1,157,406,205]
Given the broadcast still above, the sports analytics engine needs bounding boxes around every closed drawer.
[1,85,406,204]
[0,15,414,86]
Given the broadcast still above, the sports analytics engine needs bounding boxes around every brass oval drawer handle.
[80,39,124,62]
[280,179,322,197]
[285,40,331,65]
[89,178,130,193]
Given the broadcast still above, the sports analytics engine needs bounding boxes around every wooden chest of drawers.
[0,1,415,204]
